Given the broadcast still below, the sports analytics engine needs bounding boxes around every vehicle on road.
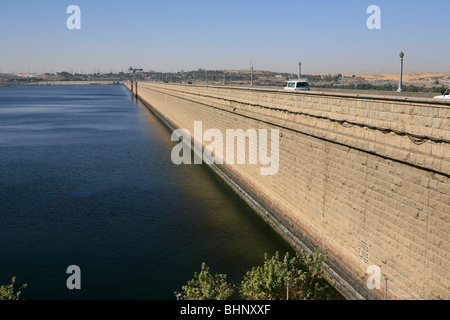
[433,88,450,99]
[284,79,310,91]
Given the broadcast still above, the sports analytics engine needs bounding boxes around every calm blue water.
[0,85,293,299]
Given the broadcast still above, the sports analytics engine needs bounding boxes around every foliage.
[0,277,27,300]
[239,250,328,300]
[176,249,331,300]
[175,262,234,300]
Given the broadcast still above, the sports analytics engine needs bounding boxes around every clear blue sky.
[0,0,449,74]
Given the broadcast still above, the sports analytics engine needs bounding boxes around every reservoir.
[0,85,295,299]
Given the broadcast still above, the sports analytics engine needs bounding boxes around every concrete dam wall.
[126,81,449,300]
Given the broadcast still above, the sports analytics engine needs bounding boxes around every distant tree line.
[2,69,447,94]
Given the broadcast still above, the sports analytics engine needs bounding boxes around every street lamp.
[396,51,404,92]
[298,62,302,80]
[250,60,253,86]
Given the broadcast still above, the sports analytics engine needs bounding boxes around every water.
[0,85,295,300]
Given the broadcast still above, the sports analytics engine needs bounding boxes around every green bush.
[0,277,27,300]
[240,250,328,300]
[175,262,234,300]
[176,249,330,300]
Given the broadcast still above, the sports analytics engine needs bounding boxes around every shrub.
[175,262,234,300]
[176,249,330,300]
[240,250,328,300]
[0,277,27,300]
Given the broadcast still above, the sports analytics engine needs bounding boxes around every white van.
[284,79,310,91]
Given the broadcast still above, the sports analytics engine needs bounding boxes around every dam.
[126,81,450,300]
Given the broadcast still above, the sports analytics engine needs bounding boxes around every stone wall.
[126,81,449,300]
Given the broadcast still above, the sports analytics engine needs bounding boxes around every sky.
[0,0,449,74]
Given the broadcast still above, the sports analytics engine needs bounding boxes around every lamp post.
[250,60,254,87]
[298,62,302,80]
[396,51,404,92]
